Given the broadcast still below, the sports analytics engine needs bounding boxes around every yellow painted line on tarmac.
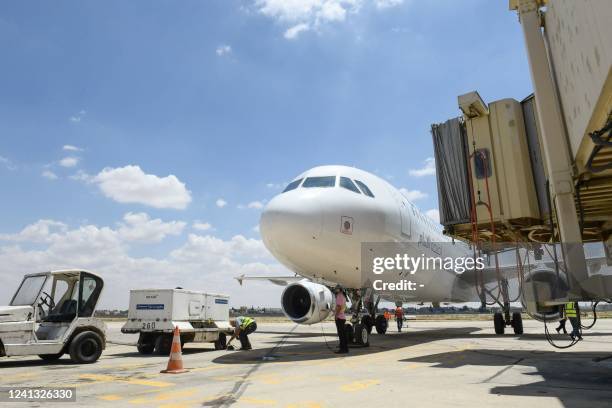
[6,371,41,380]
[79,373,174,388]
[285,402,323,408]
[340,379,380,392]
[129,388,199,404]
[99,394,123,401]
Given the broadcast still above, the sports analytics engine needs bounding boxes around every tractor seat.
[43,299,77,322]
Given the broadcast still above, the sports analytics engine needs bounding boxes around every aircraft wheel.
[494,312,505,335]
[512,312,523,335]
[353,323,370,347]
[375,315,387,334]
[345,323,354,344]
[361,315,374,334]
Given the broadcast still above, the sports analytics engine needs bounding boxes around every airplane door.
[400,201,411,237]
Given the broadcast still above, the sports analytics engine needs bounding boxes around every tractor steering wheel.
[39,291,56,311]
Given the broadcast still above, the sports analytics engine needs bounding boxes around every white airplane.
[239,165,578,344]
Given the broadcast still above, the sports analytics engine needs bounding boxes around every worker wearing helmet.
[333,284,348,354]
[228,316,257,350]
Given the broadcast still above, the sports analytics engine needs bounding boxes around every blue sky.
[0,0,534,308]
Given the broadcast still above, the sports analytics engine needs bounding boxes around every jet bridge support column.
[512,0,588,299]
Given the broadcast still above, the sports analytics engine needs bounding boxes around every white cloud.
[399,188,427,201]
[69,170,91,182]
[266,182,285,189]
[192,221,212,231]
[63,145,83,152]
[216,44,232,56]
[425,209,440,223]
[88,165,192,210]
[284,23,310,39]
[375,0,403,9]
[117,212,186,243]
[255,0,404,39]
[0,156,17,171]
[0,220,67,243]
[409,157,436,177]
[59,156,80,168]
[42,170,58,180]
[216,198,227,208]
[247,201,265,209]
[0,217,291,309]
[69,110,86,123]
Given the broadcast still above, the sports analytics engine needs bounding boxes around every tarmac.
[1,318,612,408]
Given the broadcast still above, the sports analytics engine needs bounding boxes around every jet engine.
[521,267,568,322]
[281,281,334,324]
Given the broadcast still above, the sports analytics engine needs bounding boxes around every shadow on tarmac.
[400,348,612,407]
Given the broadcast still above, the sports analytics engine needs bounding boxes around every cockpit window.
[340,177,361,194]
[282,178,303,193]
[302,176,336,188]
[355,180,374,198]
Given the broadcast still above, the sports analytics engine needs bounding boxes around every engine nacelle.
[281,281,333,325]
[522,267,568,322]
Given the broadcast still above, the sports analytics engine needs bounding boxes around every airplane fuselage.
[260,165,480,303]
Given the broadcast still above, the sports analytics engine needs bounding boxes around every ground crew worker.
[384,309,390,321]
[564,302,582,341]
[395,306,404,332]
[228,316,257,350]
[333,284,348,354]
[555,306,567,334]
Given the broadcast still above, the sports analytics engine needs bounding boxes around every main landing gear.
[485,278,523,335]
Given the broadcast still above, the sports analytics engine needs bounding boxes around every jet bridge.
[431,0,612,307]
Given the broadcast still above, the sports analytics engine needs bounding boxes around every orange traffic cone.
[161,326,188,374]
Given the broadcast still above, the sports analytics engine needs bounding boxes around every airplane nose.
[260,192,323,254]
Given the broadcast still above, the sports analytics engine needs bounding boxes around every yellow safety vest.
[239,316,254,329]
[565,302,577,318]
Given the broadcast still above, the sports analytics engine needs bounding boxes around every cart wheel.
[39,352,63,361]
[215,333,227,350]
[137,333,155,354]
[154,334,172,355]
[69,331,103,364]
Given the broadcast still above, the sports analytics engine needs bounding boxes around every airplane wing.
[235,274,304,287]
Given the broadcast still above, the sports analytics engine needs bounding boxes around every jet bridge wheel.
[375,315,388,334]
[494,312,505,335]
[511,312,523,335]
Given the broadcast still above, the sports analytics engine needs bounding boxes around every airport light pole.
[510,0,588,300]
